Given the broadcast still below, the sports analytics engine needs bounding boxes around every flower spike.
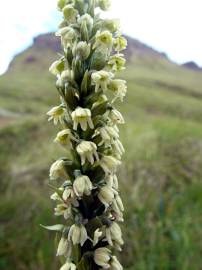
[44,0,127,269]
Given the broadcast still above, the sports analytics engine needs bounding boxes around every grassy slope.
[1,41,202,270]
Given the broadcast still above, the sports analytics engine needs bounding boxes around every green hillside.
[1,33,202,270]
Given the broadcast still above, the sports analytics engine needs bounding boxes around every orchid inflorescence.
[45,0,127,269]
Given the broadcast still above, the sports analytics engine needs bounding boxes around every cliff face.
[33,33,61,52]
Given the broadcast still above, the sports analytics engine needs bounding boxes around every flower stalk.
[45,0,127,269]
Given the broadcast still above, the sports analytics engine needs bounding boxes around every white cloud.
[0,0,202,74]
[0,0,60,74]
[108,0,202,65]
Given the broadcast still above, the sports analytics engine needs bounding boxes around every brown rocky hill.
[31,32,168,63]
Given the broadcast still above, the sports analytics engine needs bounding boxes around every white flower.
[76,141,99,165]
[94,247,111,269]
[50,188,63,201]
[112,139,125,159]
[105,222,123,247]
[56,26,77,48]
[109,79,127,102]
[51,192,62,201]
[49,160,67,180]
[93,30,113,51]
[97,0,111,11]
[71,107,94,131]
[114,195,124,212]
[109,109,125,125]
[54,129,76,147]
[54,203,72,219]
[63,4,78,23]
[93,228,103,246]
[100,156,121,175]
[73,175,93,197]
[106,174,119,190]
[68,224,88,246]
[95,126,119,146]
[60,261,76,270]
[57,237,72,257]
[114,36,127,52]
[103,19,120,33]
[111,195,124,222]
[98,185,115,207]
[110,256,123,270]
[62,184,78,207]
[108,54,126,72]
[47,106,67,125]
[92,70,114,92]
[62,186,74,201]
[49,59,64,75]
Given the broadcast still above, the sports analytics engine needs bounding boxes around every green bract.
[45,0,127,269]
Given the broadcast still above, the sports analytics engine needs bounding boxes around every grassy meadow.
[1,36,202,270]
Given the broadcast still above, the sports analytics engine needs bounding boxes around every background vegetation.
[1,34,202,270]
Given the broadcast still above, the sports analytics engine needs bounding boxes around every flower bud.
[110,256,123,270]
[49,160,67,180]
[94,247,111,268]
[98,185,115,206]
[103,19,120,33]
[73,41,91,60]
[71,107,94,131]
[76,141,99,165]
[68,224,88,246]
[78,14,94,30]
[97,0,111,11]
[63,4,78,23]
[93,228,103,246]
[56,26,77,48]
[57,237,72,256]
[73,175,93,197]
[57,0,68,11]
[49,59,65,75]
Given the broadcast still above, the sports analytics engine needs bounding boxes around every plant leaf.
[40,224,65,232]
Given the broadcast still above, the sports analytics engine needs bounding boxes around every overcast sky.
[0,0,202,74]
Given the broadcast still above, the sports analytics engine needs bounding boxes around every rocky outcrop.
[33,33,167,62]
[182,61,202,72]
